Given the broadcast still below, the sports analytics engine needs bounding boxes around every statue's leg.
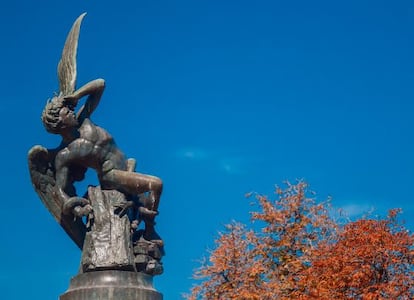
[101,169,163,243]
[101,169,163,212]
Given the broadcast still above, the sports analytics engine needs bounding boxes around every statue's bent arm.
[64,78,105,122]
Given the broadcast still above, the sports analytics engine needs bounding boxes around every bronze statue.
[28,13,164,277]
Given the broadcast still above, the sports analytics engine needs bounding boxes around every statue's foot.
[145,238,164,247]
[139,207,159,217]
[143,229,164,247]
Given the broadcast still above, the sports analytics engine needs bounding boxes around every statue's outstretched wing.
[57,13,87,96]
[28,145,86,249]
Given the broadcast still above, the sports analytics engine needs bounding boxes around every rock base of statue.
[59,270,163,300]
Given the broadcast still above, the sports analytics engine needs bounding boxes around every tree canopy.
[186,182,414,300]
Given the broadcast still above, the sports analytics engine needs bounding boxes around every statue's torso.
[72,119,127,172]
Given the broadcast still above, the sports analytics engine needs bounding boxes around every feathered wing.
[28,145,86,249]
[57,13,87,96]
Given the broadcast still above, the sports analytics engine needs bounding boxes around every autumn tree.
[249,182,336,298]
[186,222,266,300]
[296,209,414,299]
[187,181,337,299]
[187,182,414,300]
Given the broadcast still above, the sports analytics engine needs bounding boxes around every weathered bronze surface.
[28,13,164,299]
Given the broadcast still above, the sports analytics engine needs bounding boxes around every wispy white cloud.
[175,147,252,175]
[336,203,375,219]
[176,147,208,160]
[219,157,246,175]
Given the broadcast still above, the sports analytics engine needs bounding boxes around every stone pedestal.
[60,270,163,300]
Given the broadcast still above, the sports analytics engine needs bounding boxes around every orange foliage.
[186,182,414,300]
[249,181,337,299]
[296,209,414,299]
[185,223,266,299]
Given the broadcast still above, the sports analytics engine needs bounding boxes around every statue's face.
[59,106,79,129]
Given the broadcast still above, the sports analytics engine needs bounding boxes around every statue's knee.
[151,177,163,192]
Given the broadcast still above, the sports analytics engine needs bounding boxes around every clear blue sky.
[1,1,413,299]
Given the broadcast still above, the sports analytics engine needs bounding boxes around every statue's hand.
[73,204,93,217]
[63,196,91,215]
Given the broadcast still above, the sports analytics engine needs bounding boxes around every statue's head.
[41,97,78,134]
